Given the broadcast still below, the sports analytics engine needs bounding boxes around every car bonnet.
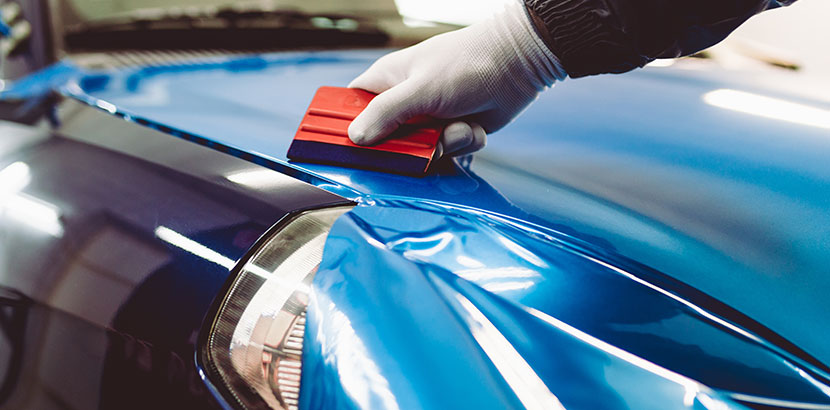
[48,50,830,408]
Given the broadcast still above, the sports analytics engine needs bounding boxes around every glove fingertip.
[441,121,474,155]
[348,69,394,94]
[347,76,366,90]
[348,116,383,145]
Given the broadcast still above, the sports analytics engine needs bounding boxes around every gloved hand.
[348,0,566,157]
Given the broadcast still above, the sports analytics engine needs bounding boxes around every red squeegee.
[286,86,444,176]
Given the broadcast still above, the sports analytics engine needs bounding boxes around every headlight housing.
[201,206,352,410]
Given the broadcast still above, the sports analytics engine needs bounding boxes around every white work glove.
[348,0,567,157]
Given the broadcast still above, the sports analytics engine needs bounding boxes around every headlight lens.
[203,206,352,410]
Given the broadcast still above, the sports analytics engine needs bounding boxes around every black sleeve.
[523,0,795,78]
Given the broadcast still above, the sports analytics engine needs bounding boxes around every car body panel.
[2,49,829,409]
[0,102,347,409]
[301,200,825,409]
[55,50,830,365]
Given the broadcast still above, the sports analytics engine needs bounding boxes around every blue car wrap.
[1,48,829,410]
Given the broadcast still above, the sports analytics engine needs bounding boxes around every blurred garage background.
[2,0,828,95]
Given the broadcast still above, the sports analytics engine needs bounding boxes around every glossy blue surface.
[302,200,826,409]
[18,50,830,408]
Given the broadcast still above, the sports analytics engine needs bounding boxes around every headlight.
[202,205,353,410]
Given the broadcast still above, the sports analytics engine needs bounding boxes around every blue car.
[1,1,829,409]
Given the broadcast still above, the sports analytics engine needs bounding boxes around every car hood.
[43,50,830,407]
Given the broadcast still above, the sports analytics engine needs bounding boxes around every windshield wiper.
[64,6,389,51]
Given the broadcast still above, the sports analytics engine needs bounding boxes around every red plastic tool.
[287,86,443,175]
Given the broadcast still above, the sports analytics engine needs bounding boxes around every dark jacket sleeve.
[523,0,796,78]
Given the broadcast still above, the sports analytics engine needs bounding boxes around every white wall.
[727,1,830,79]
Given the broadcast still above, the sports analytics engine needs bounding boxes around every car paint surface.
[0,102,347,409]
[302,199,828,409]
[58,50,830,358]
[2,49,829,409]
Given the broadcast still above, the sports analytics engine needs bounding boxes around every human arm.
[524,0,794,77]
[348,0,795,155]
